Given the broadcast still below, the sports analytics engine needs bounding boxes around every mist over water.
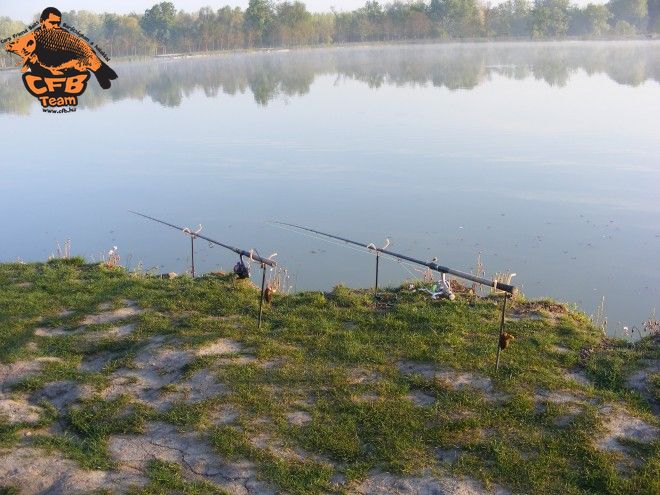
[1,41,658,336]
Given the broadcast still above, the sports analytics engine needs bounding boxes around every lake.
[1,41,658,337]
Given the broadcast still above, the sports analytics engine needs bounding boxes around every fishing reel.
[233,256,251,279]
[436,273,455,300]
[418,273,456,301]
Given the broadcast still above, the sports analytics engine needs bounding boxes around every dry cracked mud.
[0,446,145,495]
[109,422,275,494]
[353,472,510,495]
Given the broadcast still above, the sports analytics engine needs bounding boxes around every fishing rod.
[130,211,276,328]
[273,222,515,294]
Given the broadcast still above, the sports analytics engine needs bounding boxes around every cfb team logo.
[4,7,117,111]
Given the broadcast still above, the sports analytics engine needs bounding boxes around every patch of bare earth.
[564,370,592,387]
[94,336,229,411]
[109,323,137,338]
[210,404,239,425]
[0,360,43,391]
[595,405,658,453]
[101,341,195,410]
[36,303,142,340]
[347,367,381,385]
[248,430,331,467]
[81,301,143,325]
[534,390,586,426]
[509,301,567,325]
[109,421,274,494]
[180,369,226,402]
[352,472,510,495]
[0,446,145,495]
[397,361,505,401]
[196,338,244,356]
[34,327,76,337]
[31,380,93,410]
[0,393,42,423]
[625,359,660,415]
[407,390,436,406]
[81,351,122,372]
[286,411,312,426]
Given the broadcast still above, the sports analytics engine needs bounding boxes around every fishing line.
[271,223,380,258]
[271,222,440,280]
[271,223,429,279]
[271,221,517,295]
[130,211,276,267]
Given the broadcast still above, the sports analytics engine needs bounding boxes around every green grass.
[0,260,658,494]
[208,425,332,494]
[131,459,228,495]
[0,418,21,449]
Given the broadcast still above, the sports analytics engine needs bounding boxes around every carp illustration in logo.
[4,7,117,110]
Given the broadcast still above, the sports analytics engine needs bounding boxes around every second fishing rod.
[274,221,518,373]
[273,221,517,295]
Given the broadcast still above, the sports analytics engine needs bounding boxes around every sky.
[1,0,606,23]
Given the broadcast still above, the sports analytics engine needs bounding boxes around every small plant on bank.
[107,246,120,268]
[49,239,71,260]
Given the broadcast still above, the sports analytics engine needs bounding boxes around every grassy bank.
[0,259,658,494]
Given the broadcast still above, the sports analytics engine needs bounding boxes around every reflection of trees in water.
[1,42,659,114]
[0,74,33,115]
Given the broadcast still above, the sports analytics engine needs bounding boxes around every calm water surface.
[1,42,658,335]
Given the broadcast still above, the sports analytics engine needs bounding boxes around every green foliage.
[608,0,649,29]
[34,433,114,470]
[570,4,612,36]
[258,456,331,495]
[0,418,20,448]
[532,0,571,37]
[209,425,252,459]
[650,0,660,32]
[67,395,147,439]
[135,459,228,494]
[245,0,276,45]
[157,400,212,427]
[140,1,177,45]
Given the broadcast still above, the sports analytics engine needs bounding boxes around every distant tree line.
[1,0,659,64]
